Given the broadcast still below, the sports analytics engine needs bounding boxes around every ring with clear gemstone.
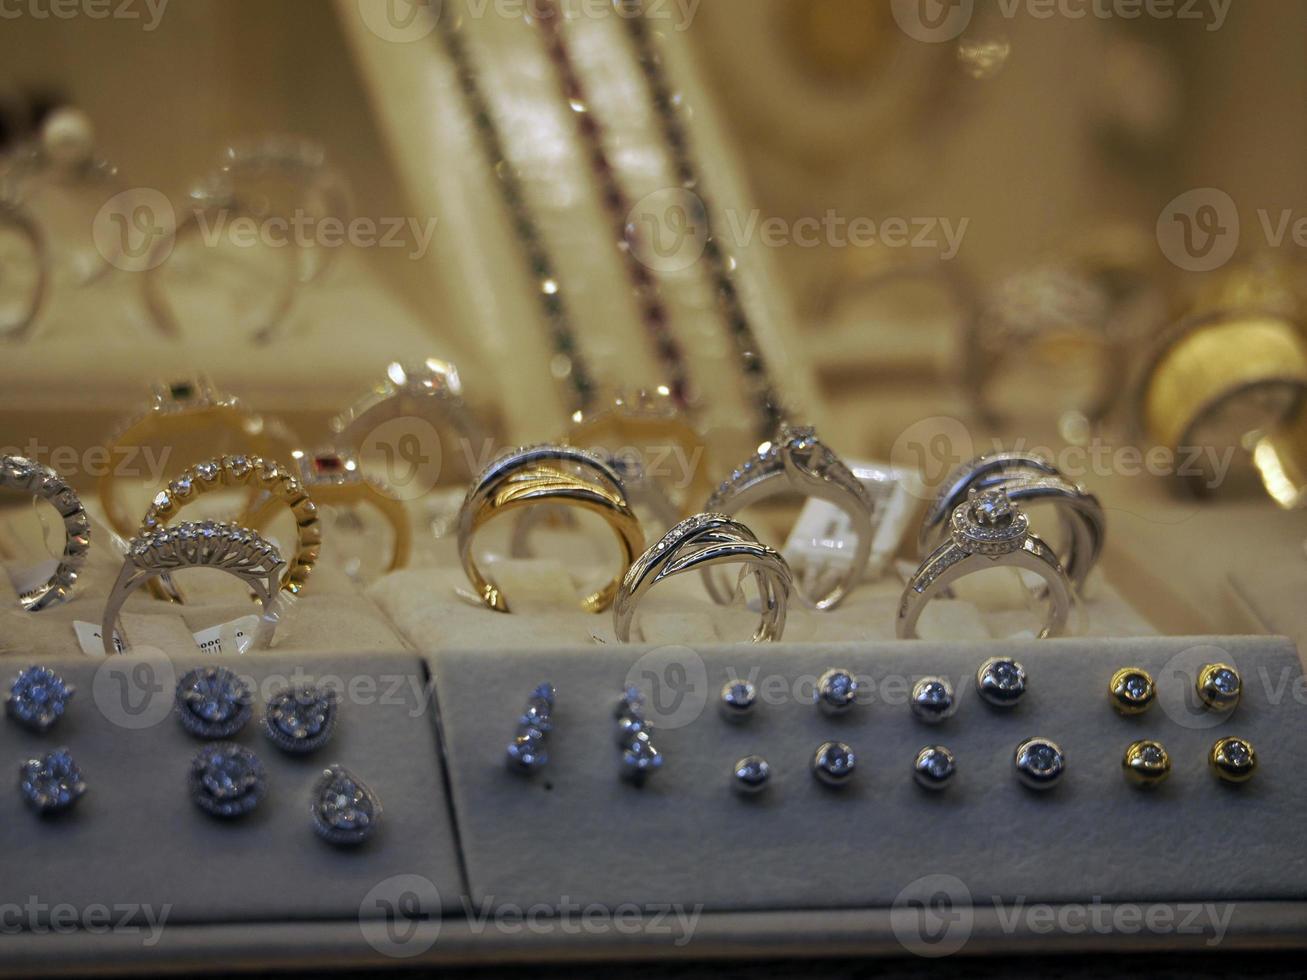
[175,666,253,739]
[189,743,267,818]
[310,765,382,845]
[1014,736,1064,790]
[719,679,757,722]
[812,741,856,787]
[6,665,74,733]
[976,657,1026,708]
[20,748,87,813]
[263,683,338,753]
[816,668,859,715]
[733,755,771,795]
[913,745,956,791]
[910,676,957,724]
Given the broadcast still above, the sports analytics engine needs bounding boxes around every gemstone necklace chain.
[617,0,785,438]
[532,0,695,411]
[436,12,598,412]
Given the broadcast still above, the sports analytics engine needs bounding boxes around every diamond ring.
[613,513,791,643]
[102,521,286,655]
[702,424,872,611]
[898,488,1073,639]
[1,456,90,611]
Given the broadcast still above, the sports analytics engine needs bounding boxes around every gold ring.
[139,454,320,600]
[244,449,410,574]
[458,446,645,613]
[98,377,294,539]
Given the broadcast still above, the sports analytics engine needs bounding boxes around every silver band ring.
[0,456,90,611]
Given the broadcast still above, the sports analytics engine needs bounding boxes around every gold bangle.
[458,446,645,613]
[140,454,320,600]
[98,377,294,540]
[243,450,410,574]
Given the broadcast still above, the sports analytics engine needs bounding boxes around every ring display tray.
[1,636,1305,974]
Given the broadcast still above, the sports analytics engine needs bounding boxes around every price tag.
[73,615,261,657]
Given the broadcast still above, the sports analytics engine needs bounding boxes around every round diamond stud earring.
[6,666,74,733]
[19,748,86,814]
[812,741,856,787]
[1209,736,1256,783]
[1197,663,1241,712]
[719,679,757,722]
[1122,739,1171,788]
[816,668,858,715]
[1109,667,1155,715]
[310,764,382,845]
[733,755,771,795]
[1014,736,1064,790]
[913,745,956,791]
[175,666,253,739]
[263,683,338,753]
[977,658,1026,708]
[910,677,957,724]
[188,743,267,818]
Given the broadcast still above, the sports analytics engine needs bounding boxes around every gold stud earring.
[1209,736,1256,783]
[1197,663,1241,712]
[1109,667,1155,715]
[1122,740,1171,788]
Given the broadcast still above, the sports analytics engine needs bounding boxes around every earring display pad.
[0,653,461,926]
[433,636,1307,913]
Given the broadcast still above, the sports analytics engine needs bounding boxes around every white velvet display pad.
[0,652,462,923]
[431,636,1307,912]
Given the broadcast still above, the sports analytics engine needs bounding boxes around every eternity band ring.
[702,424,872,611]
[614,513,791,643]
[458,445,645,613]
[139,454,320,601]
[0,455,91,611]
[898,487,1073,640]
[919,452,1105,589]
[103,521,285,655]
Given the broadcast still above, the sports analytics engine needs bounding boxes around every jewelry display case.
[2,0,1307,975]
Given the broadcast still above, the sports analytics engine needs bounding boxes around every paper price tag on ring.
[782,460,924,583]
[73,615,261,657]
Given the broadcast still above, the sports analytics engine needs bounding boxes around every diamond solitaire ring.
[102,521,286,655]
[898,488,1073,640]
[702,425,871,611]
[613,513,791,643]
[0,455,90,611]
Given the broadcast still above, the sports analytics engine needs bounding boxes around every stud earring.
[19,748,86,814]
[1014,736,1064,790]
[815,668,858,715]
[506,682,555,774]
[263,683,338,754]
[175,665,253,739]
[1122,739,1171,788]
[910,676,957,724]
[1197,663,1241,712]
[1109,667,1155,715]
[719,679,757,722]
[188,743,267,818]
[616,687,662,785]
[6,666,74,733]
[732,755,771,795]
[310,764,382,845]
[1209,736,1256,783]
[976,658,1026,708]
[913,745,956,791]
[811,741,856,787]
